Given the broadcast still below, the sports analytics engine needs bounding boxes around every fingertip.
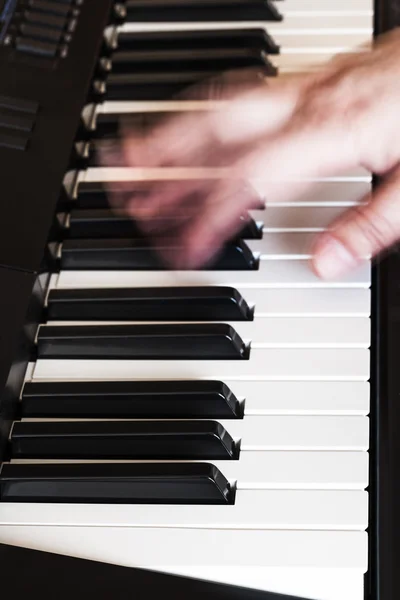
[311,233,358,280]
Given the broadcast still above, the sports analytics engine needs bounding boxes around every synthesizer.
[0,1,397,600]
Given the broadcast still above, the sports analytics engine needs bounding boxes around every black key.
[100,69,267,101]
[21,380,243,418]
[125,0,282,22]
[116,28,280,54]
[102,48,276,75]
[60,238,259,270]
[74,181,120,208]
[66,208,263,240]
[73,180,260,210]
[68,207,139,236]
[37,323,249,359]
[11,420,238,460]
[0,463,234,504]
[47,286,253,321]
[73,180,177,209]
[89,109,211,140]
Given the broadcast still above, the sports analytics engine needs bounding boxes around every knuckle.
[299,68,370,127]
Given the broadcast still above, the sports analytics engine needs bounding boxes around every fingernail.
[313,236,358,280]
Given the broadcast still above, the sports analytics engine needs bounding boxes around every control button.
[19,22,63,43]
[24,10,66,29]
[27,0,71,17]
[59,43,68,58]
[67,17,77,33]
[0,95,38,115]
[0,130,29,151]
[0,111,35,132]
[16,36,58,57]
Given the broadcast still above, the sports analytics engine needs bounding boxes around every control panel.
[1,0,84,59]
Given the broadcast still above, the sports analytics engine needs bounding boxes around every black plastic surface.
[116,28,280,53]
[0,267,38,463]
[102,68,267,100]
[11,420,238,460]
[0,462,234,504]
[47,286,253,321]
[37,323,249,360]
[0,0,113,272]
[124,0,282,22]
[21,379,242,418]
[60,238,259,270]
[66,208,263,241]
[73,180,261,210]
[106,47,276,74]
[90,109,209,139]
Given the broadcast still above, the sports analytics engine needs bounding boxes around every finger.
[237,106,360,202]
[121,73,307,169]
[169,180,262,269]
[312,165,400,279]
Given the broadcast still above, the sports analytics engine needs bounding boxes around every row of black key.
[0,7,281,507]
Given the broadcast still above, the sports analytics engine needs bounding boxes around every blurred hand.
[114,29,400,278]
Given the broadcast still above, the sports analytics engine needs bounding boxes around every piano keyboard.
[0,1,374,600]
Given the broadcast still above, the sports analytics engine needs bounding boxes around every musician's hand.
[118,29,400,278]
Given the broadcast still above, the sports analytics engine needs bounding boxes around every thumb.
[312,166,400,279]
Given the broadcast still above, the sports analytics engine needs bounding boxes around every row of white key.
[50,277,371,316]
[56,260,371,288]
[0,489,368,529]
[7,449,369,490]
[32,347,370,381]
[0,525,368,570]
[46,316,371,347]
[18,414,369,451]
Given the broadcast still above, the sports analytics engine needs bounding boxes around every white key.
[76,168,372,207]
[0,525,368,568]
[280,0,372,12]
[0,530,368,600]
[115,29,371,50]
[12,450,369,489]
[229,381,370,415]
[33,348,370,381]
[57,261,371,289]
[76,155,370,204]
[119,15,373,35]
[0,490,368,529]
[39,415,367,450]
[250,205,347,230]
[79,166,371,184]
[248,288,371,316]
[247,233,327,258]
[274,33,370,48]
[273,50,364,71]
[247,232,316,258]
[51,276,370,316]
[292,180,370,205]
[220,415,369,450]
[59,317,370,348]
[18,412,369,450]
[167,568,365,600]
